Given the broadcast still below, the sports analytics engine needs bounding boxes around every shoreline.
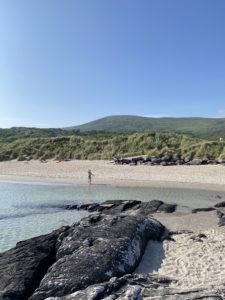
[1,160,225,192]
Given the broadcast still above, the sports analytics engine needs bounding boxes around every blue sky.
[0,0,225,128]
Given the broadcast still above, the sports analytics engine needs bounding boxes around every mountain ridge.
[1,115,225,140]
[67,115,225,139]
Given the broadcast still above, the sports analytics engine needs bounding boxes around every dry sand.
[136,211,225,290]
[1,159,225,191]
[1,160,225,289]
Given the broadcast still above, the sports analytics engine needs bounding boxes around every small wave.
[0,207,69,220]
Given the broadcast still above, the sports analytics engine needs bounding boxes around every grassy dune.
[0,132,225,161]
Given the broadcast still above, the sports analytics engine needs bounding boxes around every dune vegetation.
[0,132,225,161]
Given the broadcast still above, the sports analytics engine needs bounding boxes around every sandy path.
[1,160,225,191]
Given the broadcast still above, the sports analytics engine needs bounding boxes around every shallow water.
[0,180,224,253]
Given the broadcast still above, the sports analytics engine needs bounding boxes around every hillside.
[69,115,225,140]
[0,127,80,141]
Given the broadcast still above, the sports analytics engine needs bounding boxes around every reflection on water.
[0,180,224,253]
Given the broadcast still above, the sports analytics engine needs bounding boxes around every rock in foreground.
[30,214,164,300]
[0,227,70,300]
[45,273,225,300]
[0,201,165,300]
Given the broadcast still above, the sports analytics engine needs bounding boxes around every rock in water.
[30,214,164,300]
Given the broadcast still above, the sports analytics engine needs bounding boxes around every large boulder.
[30,214,164,300]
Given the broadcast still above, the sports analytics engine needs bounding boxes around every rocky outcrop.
[44,199,177,215]
[3,199,224,300]
[0,226,70,300]
[30,214,164,300]
[41,273,225,300]
[113,155,225,166]
[0,202,166,300]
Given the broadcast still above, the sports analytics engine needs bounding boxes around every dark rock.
[215,201,225,208]
[158,203,177,213]
[113,158,131,165]
[151,157,162,164]
[217,210,224,218]
[121,200,142,211]
[192,207,215,213]
[175,159,185,165]
[79,203,93,210]
[97,200,141,214]
[217,209,225,227]
[188,159,202,165]
[190,233,207,242]
[54,199,178,216]
[201,159,208,165]
[170,229,194,235]
[121,158,131,165]
[0,226,70,300]
[198,233,207,239]
[218,216,225,227]
[184,156,191,163]
[131,156,144,163]
[65,204,78,210]
[43,273,225,300]
[207,159,218,165]
[30,214,164,300]
[145,156,152,162]
[137,200,164,215]
[161,155,172,162]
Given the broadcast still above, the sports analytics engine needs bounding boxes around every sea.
[0,180,224,253]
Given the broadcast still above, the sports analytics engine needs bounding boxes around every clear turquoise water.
[0,180,224,253]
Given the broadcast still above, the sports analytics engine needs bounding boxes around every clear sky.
[0,0,225,128]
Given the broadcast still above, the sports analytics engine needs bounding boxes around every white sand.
[1,160,225,191]
[136,211,225,289]
[158,226,225,289]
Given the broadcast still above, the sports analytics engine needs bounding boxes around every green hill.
[0,127,79,141]
[69,115,225,140]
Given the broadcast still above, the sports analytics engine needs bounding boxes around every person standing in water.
[88,169,94,184]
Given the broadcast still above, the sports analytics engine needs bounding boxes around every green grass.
[1,132,225,161]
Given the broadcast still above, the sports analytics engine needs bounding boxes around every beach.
[1,159,225,191]
[1,159,225,294]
